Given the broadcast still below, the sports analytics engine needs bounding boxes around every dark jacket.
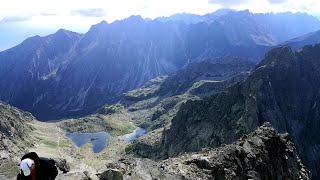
[17,152,58,180]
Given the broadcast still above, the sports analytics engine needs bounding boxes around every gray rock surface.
[0,102,36,179]
[98,169,123,180]
[55,172,89,180]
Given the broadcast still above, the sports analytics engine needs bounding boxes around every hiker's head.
[20,158,35,176]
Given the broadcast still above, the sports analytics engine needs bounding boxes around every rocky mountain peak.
[46,29,81,49]
[87,20,109,34]
[258,45,297,69]
[208,8,234,16]
[55,28,70,35]
[124,15,145,24]
[94,20,109,27]
[53,28,81,38]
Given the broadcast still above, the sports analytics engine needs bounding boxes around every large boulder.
[98,169,123,180]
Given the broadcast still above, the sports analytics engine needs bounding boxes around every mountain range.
[0,9,320,120]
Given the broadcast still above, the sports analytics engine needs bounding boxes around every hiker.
[17,152,58,180]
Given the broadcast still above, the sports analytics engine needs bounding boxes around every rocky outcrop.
[55,158,71,173]
[129,44,320,179]
[0,101,34,138]
[0,101,35,154]
[0,101,36,178]
[118,123,310,179]
[98,169,123,180]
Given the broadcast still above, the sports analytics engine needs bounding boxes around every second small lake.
[121,127,148,142]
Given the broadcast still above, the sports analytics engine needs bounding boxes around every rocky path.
[54,123,64,159]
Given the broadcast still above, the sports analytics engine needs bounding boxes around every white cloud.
[208,0,253,6]
[207,0,320,15]
[0,16,31,23]
[70,8,107,17]
[267,0,288,4]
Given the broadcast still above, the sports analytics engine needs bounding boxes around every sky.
[0,0,320,51]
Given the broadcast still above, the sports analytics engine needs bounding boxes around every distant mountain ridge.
[0,10,320,120]
[282,29,320,50]
[157,10,320,45]
[155,9,235,24]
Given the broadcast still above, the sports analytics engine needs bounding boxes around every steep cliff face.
[121,123,310,179]
[129,44,320,179]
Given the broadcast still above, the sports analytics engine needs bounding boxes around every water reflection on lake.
[66,132,110,153]
[121,128,147,142]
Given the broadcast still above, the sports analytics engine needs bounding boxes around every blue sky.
[0,0,319,51]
